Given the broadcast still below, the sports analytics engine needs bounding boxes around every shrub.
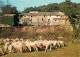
[0,16,14,27]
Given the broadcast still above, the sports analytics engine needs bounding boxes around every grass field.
[1,42,80,57]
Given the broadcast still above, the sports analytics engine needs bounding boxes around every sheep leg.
[50,45,52,51]
[20,48,22,53]
[61,43,64,47]
[28,46,31,52]
[45,45,49,52]
[35,47,38,52]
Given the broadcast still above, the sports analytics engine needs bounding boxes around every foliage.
[0,16,14,27]
[22,3,59,13]
[1,5,18,14]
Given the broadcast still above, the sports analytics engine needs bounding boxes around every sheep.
[42,40,53,51]
[4,42,10,51]
[30,42,38,52]
[0,39,3,42]
[33,40,43,49]
[3,39,7,43]
[12,41,27,53]
[4,42,10,46]
[12,42,22,53]
[0,48,4,56]
[16,43,23,53]
[12,39,16,42]
[6,38,10,42]
[25,40,38,52]
[57,40,64,47]
[15,38,19,42]
[22,43,27,52]
[3,39,65,53]
[20,38,24,42]
[8,44,13,53]
[4,44,8,51]
[50,40,58,48]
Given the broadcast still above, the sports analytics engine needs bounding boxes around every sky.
[2,0,80,12]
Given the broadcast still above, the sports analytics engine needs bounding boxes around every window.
[61,16,62,18]
[24,15,26,17]
[55,20,58,22]
[42,18,43,21]
[31,16,32,17]
[56,15,58,17]
[31,19,32,21]
[44,15,45,17]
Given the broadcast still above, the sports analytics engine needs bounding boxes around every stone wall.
[21,25,73,33]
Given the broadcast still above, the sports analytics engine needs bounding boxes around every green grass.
[1,42,80,57]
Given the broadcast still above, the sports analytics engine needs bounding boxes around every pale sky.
[2,0,80,12]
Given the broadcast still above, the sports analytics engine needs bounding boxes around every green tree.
[59,1,76,29]
[1,5,18,14]
[0,16,14,27]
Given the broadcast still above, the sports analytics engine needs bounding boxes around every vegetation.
[0,27,73,42]
[0,0,18,14]
[1,5,18,14]
[0,16,14,27]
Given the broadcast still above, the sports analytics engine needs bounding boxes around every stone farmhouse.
[19,11,70,26]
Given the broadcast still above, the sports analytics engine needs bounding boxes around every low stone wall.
[17,25,73,33]
[1,25,73,33]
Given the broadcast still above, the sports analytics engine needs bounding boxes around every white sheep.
[4,44,8,51]
[33,40,43,49]
[57,40,64,47]
[8,44,13,52]
[4,42,10,51]
[42,40,53,51]
[0,48,4,55]
[25,41,38,52]
[50,40,58,48]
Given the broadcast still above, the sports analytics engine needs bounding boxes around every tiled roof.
[53,18,67,20]
[21,12,62,16]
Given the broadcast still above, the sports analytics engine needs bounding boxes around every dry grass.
[1,42,80,57]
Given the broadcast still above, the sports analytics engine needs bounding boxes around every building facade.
[19,11,69,26]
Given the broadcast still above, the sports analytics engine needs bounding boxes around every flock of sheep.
[0,38,65,55]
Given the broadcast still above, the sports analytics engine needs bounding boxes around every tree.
[0,0,5,15]
[59,1,76,29]
[1,5,18,14]
[22,3,59,13]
